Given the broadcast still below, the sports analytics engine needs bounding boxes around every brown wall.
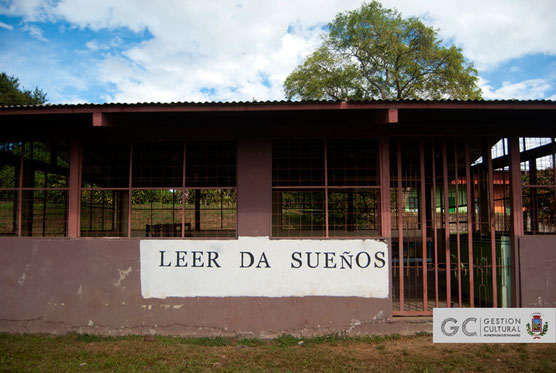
[519,236,556,308]
[237,138,271,237]
[0,238,402,337]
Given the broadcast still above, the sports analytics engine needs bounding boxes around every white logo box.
[433,308,556,343]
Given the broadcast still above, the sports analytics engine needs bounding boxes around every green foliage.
[75,333,105,343]
[284,1,482,101]
[0,72,47,105]
[183,336,229,346]
[236,337,265,347]
[304,333,348,345]
[275,333,300,347]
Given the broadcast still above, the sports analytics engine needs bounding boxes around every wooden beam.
[92,112,105,127]
[386,108,398,123]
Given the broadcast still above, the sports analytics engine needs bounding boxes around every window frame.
[520,137,556,235]
[271,139,381,239]
[79,140,238,239]
[0,141,70,237]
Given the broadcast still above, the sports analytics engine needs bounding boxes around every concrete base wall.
[520,235,556,308]
[0,238,410,337]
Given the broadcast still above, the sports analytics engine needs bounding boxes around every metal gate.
[390,137,516,315]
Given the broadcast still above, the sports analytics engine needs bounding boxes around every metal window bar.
[0,142,71,237]
[79,141,237,238]
[521,137,556,234]
[272,140,381,238]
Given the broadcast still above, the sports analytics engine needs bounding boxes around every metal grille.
[80,141,237,238]
[391,138,515,315]
[81,143,130,188]
[327,140,378,186]
[80,190,127,237]
[0,142,70,237]
[21,190,68,237]
[272,140,380,238]
[328,189,379,237]
[0,190,17,235]
[183,189,237,238]
[186,142,237,188]
[521,137,556,234]
[272,189,325,237]
[132,142,183,188]
[272,140,324,187]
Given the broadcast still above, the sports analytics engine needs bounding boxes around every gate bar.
[465,141,475,307]
[397,140,404,311]
[442,140,451,307]
[432,141,439,308]
[419,140,428,311]
[454,140,462,307]
[486,140,498,307]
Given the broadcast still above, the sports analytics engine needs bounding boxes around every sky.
[0,0,555,104]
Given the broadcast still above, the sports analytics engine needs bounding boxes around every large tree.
[284,1,482,101]
[0,72,47,105]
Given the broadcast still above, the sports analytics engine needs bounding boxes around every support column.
[237,138,271,237]
[68,142,81,237]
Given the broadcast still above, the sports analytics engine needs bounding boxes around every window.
[272,140,380,237]
[520,137,556,234]
[0,142,69,237]
[80,141,236,238]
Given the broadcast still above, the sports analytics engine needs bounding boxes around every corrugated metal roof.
[1,98,555,110]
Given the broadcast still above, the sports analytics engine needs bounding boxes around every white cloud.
[0,0,54,22]
[1,0,555,102]
[45,0,364,102]
[58,96,89,104]
[382,0,556,70]
[0,21,13,30]
[85,40,109,51]
[480,78,552,100]
[21,23,47,41]
[0,0,363,102]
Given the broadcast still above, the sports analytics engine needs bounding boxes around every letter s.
[291,252,302,269]
[374,251,385,268]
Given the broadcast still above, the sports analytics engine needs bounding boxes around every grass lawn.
[1,332,555,372]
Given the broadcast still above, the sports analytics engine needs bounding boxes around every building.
[0,100,555,336]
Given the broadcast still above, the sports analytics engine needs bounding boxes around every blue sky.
[1,0,555,104]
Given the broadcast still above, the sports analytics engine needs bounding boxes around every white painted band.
[140,237,389,299]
